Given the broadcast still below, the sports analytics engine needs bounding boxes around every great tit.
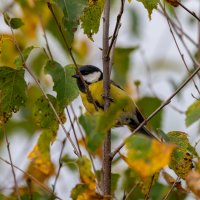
[72,65,154,138]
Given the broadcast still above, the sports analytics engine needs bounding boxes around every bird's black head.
[72,65,103,93]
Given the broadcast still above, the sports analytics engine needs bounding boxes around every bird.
[72,65,155,138]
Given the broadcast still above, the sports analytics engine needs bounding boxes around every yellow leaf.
[28,145,52,175]
[186,171,200,197]
[26,159,55,183]
[77,156,96,190]
[124,135,175,177]
[28,129,56,174]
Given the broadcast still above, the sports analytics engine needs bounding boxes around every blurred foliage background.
[0,0,200,199]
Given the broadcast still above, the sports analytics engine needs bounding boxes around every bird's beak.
[72,74,79,79]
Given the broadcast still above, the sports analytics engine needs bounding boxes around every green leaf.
[167,131,193,179]
[79,114,105,152]
[136,0,159,19]
[71,184,88,200]
[0,67,27,124]
[167,131,189,161]
[137,96,163,131]
[44,61,79,110]
[185,100,200,127]
[113,47,138,87]
[126,134,151,159]
[53,0,88,44]
[62,154,77,171]
[77,156,96,190]
[14,46,35,69]
[111,173,120,194]
[80,0,105,40]
[4,13,24,29]
[97,98,129,132]
[33,94,60,131]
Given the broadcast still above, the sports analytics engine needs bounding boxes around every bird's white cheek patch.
[83,71,101,83]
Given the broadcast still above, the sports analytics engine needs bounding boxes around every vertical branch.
[2,123,21,200]
[102,0,111,196]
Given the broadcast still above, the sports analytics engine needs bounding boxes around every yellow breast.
[80,81,135,114]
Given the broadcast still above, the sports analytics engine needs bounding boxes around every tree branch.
[111,61,200,159]
[102,0,111,196]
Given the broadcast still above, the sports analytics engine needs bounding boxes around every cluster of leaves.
[1,0,200,199]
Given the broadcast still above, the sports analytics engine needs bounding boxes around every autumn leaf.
[0,67,27,125]
[136,0,159,19]
[71,184,103,200]
[80,0,106,40]
[33,94,61,131]
[77,156,96,190]
[167,131,194,179]
[123,135,175,177]
[28,129,56,175]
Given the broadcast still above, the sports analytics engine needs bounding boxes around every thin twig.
[160,3,200,96]
[178,2,200,22]
[107,0,125,57]
[102,0,112,196]
[0,157,62,200]
[124,184,138,200]
[162,177,180,200]
[38,14,53,60]
[140,50,184,114]
[157,9,198,48]
[69,105,97,173]
[2,124,21,200]
[52,139,66,194]
[66,108,82,157]
[69,105,102,193]
[144,174,155,200]
[111,61,200,159]
[47,2,98,111]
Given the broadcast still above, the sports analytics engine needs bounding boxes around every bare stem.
[111,61,200,159]
[2,124,21,200]
[178,2,200,22]
[144,174,155,200]
[38,14,53,60]
[52,139,66,195]
[102,0,111,196]
[66,108,82,157]
[162,177,180,200]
